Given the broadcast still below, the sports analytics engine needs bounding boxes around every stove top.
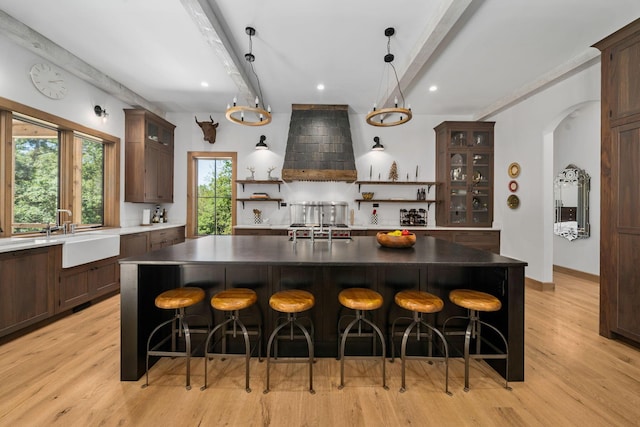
[287,225,351,240]
[290,223,349,228]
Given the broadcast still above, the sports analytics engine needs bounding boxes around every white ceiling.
[1,0,639,119]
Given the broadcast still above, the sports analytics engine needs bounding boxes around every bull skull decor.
[195,116,219,144]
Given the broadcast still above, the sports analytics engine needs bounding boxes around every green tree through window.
[78,135,104,225]
[13,129,59,233]
[196,158,232,235]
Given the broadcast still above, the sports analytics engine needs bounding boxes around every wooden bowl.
[376,231,416,248]
[362,192,374,200]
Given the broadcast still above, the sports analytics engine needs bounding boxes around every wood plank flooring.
[1,271,639,426]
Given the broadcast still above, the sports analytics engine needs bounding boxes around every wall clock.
[29,63,68,99]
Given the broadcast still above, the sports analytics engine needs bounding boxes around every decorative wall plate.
[509,180,518,192]
[508,162,521,178]
[507,194,520,209]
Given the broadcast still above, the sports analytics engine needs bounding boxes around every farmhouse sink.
[58,233,120,268]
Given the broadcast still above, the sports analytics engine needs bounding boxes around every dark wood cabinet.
[435,121,494,227]
[120,232,149,258]
[594,18,640,346]
[149,226,185,251]
[233,227,288,236]
[0,247,56,337]
[57,256,119,312]
[124,109,175,203]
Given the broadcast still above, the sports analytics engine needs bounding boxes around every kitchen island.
[120,235,527,382]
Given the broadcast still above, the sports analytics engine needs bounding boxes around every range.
[287,201,351,240]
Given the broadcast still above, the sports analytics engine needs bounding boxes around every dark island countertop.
[119,235,526,268]
[120,235,527,382]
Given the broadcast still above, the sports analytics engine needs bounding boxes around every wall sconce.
[371,136,384,151]
[94,105,108,122]
[255,135,269,150]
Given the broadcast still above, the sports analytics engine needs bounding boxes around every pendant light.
[365,27,412,127]
[225,27,272,126]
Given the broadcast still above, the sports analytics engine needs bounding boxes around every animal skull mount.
[195,116,219,144]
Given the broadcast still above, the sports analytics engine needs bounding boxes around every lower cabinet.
[233,228,288,236]
[120,232,149,258]
[57,256,119,312]
[365,229,500,253]
[149,226,185,251]
[0,247,56,337]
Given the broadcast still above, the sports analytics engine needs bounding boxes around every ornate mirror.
[554,164,590,241]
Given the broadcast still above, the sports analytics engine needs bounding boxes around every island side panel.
[120,263,183,381]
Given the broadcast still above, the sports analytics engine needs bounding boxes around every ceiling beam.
[181,0,259,107]
[0,10,164,117]
[378,0,474,110]
[473,48,601,120]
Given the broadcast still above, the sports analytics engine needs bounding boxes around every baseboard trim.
[525,277,555,291]
[553,265,599,283]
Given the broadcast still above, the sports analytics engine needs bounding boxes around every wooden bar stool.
[201,288,261,393]
[337,288,388,389]
[391,290,450,394]
[143,287,207,390]
[263,289,315,394]
[443,289,510,392]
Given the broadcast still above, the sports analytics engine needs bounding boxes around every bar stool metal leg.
[143,308,196,390]
[201,309,257,393]
[398,312,450,395]
[264,312,314,394]
[338,309,387,390]
[462,309,510,392]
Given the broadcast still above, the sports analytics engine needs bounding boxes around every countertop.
[119,234,524,267]
[234,224,501,231]
[0,223,185,254]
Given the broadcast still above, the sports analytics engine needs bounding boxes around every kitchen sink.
[58,233,120,268]
[0,233,120,267]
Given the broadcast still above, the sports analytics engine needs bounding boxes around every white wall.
[491,62,601,283]
[552,101,600,275]
[167,111,465,228]
[1,32,603,282]
[0,34,155,227]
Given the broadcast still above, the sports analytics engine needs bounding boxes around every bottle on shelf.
[162,208,168,223]
[152,205,161,223]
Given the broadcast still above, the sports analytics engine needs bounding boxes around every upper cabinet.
[599,26,640,125]
[435,121,495,227]
[124,109,175,203]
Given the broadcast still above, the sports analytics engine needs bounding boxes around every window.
[76,134,104,226]
[187,152,237,237]
[12,118,60,233]
[0,97,120,236]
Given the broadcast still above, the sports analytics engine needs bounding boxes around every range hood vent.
[282,104,357,182]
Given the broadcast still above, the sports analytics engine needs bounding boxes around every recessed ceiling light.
[429,85,438,92]
[317,83,325,91]
[201,81,209,87]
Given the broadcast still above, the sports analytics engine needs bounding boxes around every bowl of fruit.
[376,230,416,248]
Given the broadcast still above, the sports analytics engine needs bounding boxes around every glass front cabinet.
[435,121,495,227]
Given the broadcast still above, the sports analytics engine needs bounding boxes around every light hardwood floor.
[1,271,639,427]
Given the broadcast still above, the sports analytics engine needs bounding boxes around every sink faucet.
[56,209,72,234]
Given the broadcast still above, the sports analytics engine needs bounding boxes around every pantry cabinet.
[435,121,495,227]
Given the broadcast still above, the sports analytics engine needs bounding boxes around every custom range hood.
[281,104,357,182]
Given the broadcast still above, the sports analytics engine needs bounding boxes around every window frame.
[0,96,120,237]
[186,151,237,238]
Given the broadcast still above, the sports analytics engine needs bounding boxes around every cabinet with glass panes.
[434,121,494,227]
